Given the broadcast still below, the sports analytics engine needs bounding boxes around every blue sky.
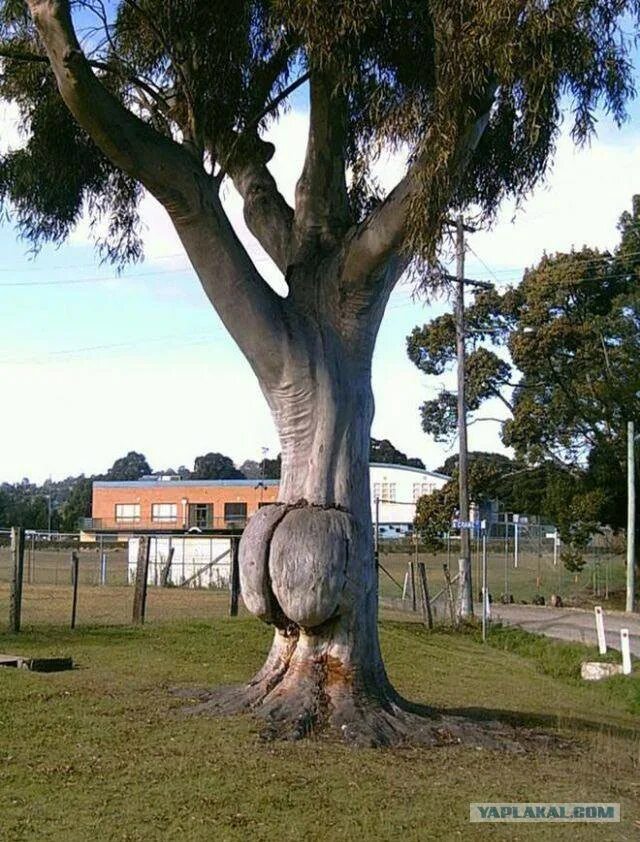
[1,75,640,483]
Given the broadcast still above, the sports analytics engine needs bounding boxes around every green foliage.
[59,476,93,532]
[259,453,282,479]
[409,195,640,532]
[107,451,152,481]
[1,1,639,261]
[413,485,457,552]
[369,438,425,469]
[191,452,245,480]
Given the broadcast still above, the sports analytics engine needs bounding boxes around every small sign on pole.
[594,605,607,655]
[620,629,632,675]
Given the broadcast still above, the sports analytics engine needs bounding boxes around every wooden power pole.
[455,215,473,618]
[627,419,636,613]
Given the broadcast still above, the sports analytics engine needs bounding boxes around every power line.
[0,251,187,273]
[0,331,224,365]
[0,266,194,287]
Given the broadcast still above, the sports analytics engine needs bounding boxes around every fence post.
[409,560,417,612]
[9,527,25,633]
[132,537,150,625]
[417,562,433,630]
[160,545,175,587]
[70,550,80,629]
[229,537,240,617]
[443,562,457,626]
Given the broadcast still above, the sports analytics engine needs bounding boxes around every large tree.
[1,0,637,745]
[408,198,640,532]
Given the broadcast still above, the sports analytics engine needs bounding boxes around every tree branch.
[342,87,497,287]
[293,70,351,253]
[24,0,287,381]
[223,135,294,273]
[0,44,166,107]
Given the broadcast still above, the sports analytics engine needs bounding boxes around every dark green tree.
[1,0,637,744]
[107,451,152,481]
[409,197,640,542]
[192,452,245,480]
[370,438,425,469]
[60,476,93,531]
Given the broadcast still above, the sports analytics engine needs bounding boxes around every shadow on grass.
[433,705,640,741]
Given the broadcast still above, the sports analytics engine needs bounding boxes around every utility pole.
[455,214,473,618]
[627,420,636,613]
[441,218,493,618]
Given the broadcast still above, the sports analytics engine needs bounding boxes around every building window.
[413,482,436,502]
[151,503,177,522]
[373,483,382,500]
[225,502,247,523]
[115,503,140,523]
[188,503,213,529]
[388,483,396,502]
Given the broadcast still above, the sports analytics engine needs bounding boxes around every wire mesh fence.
[0,519,628,631]
[377,524,627,621]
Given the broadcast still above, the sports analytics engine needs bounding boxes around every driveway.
[487,603,640,657]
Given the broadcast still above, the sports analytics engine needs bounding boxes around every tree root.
[172,674,566,752]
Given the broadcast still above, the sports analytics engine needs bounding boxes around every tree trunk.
[181,295,529,749]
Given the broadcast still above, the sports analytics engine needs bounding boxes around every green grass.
[480,624,640,715]
[378,547,627,608]
[1,615,639,841]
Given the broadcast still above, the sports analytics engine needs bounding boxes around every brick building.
[82,462,450,541]
[82,477,279,540]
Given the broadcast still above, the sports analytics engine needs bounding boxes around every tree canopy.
[369,438,424,469]
[1,0,638,267]
[191,452,246,480]
[408,198,640,481]
[106,450,152,481]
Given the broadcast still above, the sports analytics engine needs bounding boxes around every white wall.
[128,535,231,588]
[370,463,450,531]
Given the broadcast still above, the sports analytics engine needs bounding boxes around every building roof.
[369,463,451,480]
[94,463,451,489]
[93,479,281,489]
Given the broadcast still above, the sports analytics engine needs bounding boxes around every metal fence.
[0,519,628,630]
[377,523,627,618]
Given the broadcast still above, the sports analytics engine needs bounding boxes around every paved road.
[488,604,640,657]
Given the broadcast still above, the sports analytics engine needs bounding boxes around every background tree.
[259,453,282,480]
[192,452,245,480]
[106,451,151,482]
[1,0,637,745]
[60,475,93,531]
[238,459,262,480]
[409,197,640,564]
[369,438,425,469]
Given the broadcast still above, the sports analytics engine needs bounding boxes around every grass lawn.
[378,547,627,608]
[0,594,639,840]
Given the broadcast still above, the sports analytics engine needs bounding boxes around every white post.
[401,570,409,601]
[620,629,632,675]
[594,605,607,655]
[513,514,519,569]
[481,520,488,643]
[553,530,559,567]
[626,420,636,613]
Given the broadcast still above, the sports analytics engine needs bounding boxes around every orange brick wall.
[92,482,279,530]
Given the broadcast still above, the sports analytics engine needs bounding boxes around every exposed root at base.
[171,681,568,752]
